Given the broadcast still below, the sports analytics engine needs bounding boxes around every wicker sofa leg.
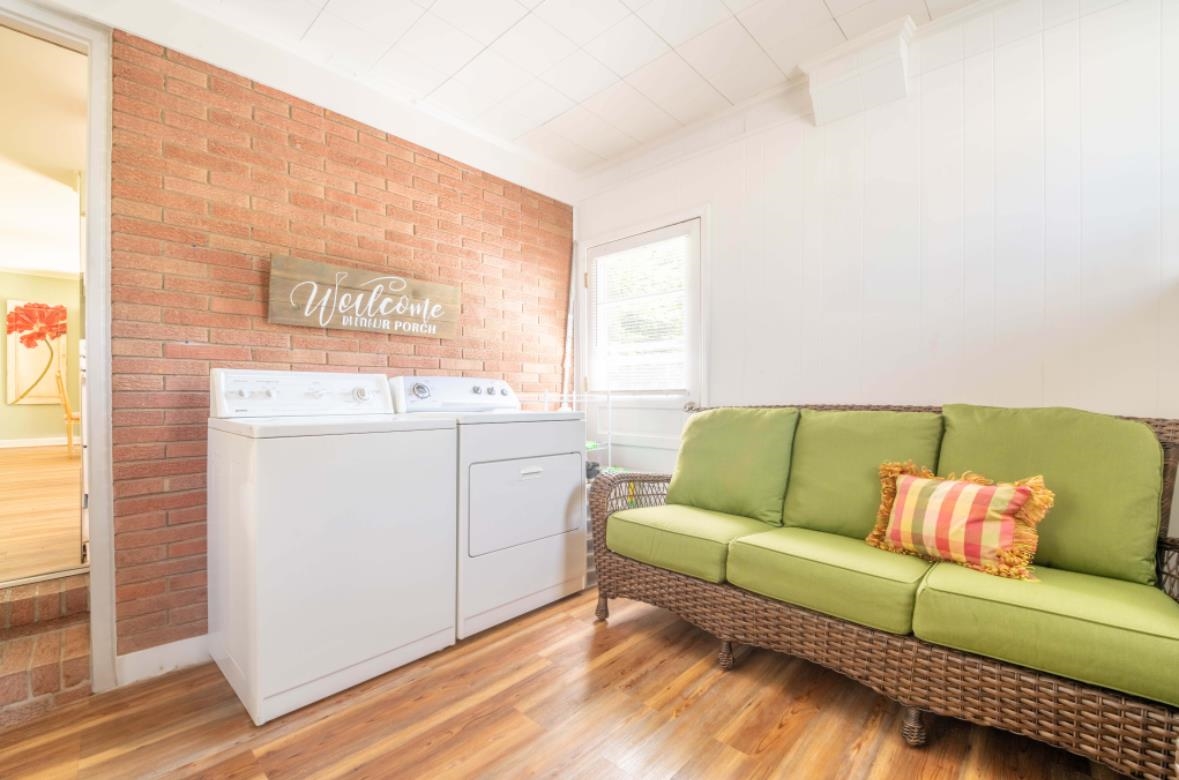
[901,707,928,747]
[595,594,609,621]
[718,641,735,670]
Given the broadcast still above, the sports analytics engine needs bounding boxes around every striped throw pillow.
[866,462,1055,580]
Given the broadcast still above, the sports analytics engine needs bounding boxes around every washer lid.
[207,414,455,438]
[453,410,584,424]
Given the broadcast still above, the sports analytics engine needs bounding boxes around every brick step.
[0,575,88,630]
[0,613,90,732]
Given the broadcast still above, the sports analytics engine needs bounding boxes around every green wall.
[0,271,82,443]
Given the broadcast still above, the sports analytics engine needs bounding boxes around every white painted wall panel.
[577,0,1178,473]
[992,34,1045,408]
[1042,20,1084,408]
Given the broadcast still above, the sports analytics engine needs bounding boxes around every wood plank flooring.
[0,447,82,583]
[0,591,1114,779]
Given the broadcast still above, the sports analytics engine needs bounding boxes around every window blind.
[586,220,697,393]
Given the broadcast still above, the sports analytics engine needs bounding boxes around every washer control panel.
[210,369,394,418]
[389,375,520,413]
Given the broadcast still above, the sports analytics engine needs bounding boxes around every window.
[585,219,700,395]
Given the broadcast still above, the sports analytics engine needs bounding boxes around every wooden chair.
[55,370,80,457]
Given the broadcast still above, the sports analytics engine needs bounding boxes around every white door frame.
[0,0,116,692]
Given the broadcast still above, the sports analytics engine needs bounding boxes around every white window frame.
[577,209,708,408]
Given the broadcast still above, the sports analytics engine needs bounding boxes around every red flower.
[6,302,67,349]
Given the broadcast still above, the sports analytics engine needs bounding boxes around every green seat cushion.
[938,404,1163,585]
[781,409,943,537]
[666,407,800,526]
[914,563,1179,707]
[727,527,933,634]
[606,505,767,583]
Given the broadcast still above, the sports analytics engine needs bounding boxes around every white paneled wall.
[580,0,1179,436]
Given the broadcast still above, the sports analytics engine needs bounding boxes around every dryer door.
[468,453,582,557]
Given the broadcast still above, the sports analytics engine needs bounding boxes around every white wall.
[578,0,1179,477]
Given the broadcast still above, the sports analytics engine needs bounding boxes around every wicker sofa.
[590,403,1179,780]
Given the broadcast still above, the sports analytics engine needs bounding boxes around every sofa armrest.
[588,472,671,555]
[1162,538,1179,603]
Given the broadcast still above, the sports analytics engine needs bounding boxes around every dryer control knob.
[412,382,431,399]
[472,385,483,394]
[486,385,496,395]
[499,388,508,396]
[353,386,370,401]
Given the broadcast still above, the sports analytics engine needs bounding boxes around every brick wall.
[110,32,574,655]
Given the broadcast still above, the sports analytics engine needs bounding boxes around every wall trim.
[115,634,210,687]
[0,267,83,280]
[0,436,70,448]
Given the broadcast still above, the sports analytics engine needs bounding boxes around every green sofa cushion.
[727,527,933,634]
[666,407,800,525]
[913,563,1179,707]
[606,505,767,583]
[781,409,943,537]
[937,404,1163,585]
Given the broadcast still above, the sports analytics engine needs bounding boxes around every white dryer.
[208,369,457,725]
[391,376,587,639]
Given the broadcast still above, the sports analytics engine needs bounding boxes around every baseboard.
[0,436,69,449]
[115,633,210,687]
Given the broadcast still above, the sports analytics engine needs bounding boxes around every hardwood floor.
[0,447,82,583]
[0,591,1114,779]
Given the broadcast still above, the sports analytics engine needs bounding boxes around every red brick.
[109,33,572,656]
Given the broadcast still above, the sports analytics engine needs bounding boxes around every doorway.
[0,23,89,585]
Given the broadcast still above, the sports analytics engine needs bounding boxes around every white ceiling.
[175,0,975,173]
[0,24,85,276]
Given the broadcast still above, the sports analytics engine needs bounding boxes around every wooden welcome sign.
[268,255,460,339]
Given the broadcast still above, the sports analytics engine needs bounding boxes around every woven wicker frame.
[590,404,1179,780]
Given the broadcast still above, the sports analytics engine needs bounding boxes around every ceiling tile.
[370,47,450,99]
[584,14,669,77]
[721,0,761,11]
[517,125,603,170]
[220,0,326,42]
[533,0,631,46]
[837,0,930,38]
[825,0,871,13]
[542,50,619,102]
[300,11,396,73]
[637,0,732,46]
[478,79,574,138]
[618,0,652,9]
[626,50,729,124]
[738,0,835,43]
[451,49,533,102]
[678,17,783,103]
[757,17,845,76]
[546,106,638,158]
[491,14,578,73]
[323,0,424,39]
[430,0,528,44]
[394,12,484,75]
[582,80,681,143]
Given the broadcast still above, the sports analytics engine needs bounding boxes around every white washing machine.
[391,376,587,639]
[207,369,457,725]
